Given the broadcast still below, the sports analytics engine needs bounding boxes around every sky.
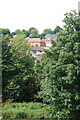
[0,0,79,33]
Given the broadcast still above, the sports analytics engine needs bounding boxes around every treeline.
[0,26,62,38]
[1,10,80,118]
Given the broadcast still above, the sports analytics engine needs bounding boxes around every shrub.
[2,102,50,118]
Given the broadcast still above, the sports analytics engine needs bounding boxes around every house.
[28,38,46,47]
[32,46,43,60]
[43,34,56,40]
[42,38,52,47]
[42,34,56,48]
[27,35,56,60]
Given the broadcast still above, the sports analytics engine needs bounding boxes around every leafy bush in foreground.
[2,102,49,119]
[2,102,70,119]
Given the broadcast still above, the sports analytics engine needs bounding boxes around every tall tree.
[37,11,80,118]
[2,34,38,102]
[2,34,13,101]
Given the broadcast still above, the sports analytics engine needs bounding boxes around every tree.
[22,29,30,37]
[2,34,13,101]
[43,28,53,35]
[28,27,38,38]
[0,28,11,36]
[12,29,21,35]
[53,26,63,34]
[2,34,39,102]
[39,33,46,39]
[37,11,80,118]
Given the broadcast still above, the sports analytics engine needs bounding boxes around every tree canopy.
[1,10,80,119]
[43,28,53,35]
[28,27,38,38]
[2,34,39,102]
[0,28,10,35]
[53,26,63,34]
[36,11,80,118]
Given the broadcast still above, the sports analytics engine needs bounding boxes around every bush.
[2,102,50,119]
[2,102,71,119]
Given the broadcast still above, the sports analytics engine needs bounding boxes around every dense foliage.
[1,10,80,119]
[2,102,49,119]
[2,102,70,119]
[2,34,39,102]
[2,24,62,102]
[1,26,62,39]
[0,28,10,35]
[36,11,80,118]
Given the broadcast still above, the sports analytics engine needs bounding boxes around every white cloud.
[0,0,79,33]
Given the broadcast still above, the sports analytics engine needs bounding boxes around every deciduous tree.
[37,11,80,118]
[2,34,39,102]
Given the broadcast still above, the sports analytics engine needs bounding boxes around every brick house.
[28,38,46,47]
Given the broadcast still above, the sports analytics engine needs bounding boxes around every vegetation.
[1,10,80,119]
[53,26,63,34]
[2,102,70,119]
[0,28,10,35]
[36,10,80,118]
[2,34,39,102]
[2,102,49,119]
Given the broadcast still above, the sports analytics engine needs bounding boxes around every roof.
[32,46,42,51]
[28,38,44,42]
[44,34,56,39]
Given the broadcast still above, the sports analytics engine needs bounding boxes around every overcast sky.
[0,0,79,33]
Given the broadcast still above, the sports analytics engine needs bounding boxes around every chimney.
[78,1,80,15]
